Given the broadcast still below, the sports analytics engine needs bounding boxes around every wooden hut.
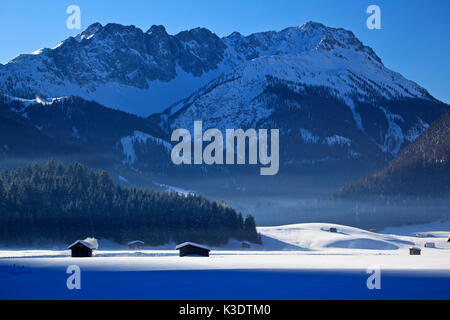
[329,227,337,233]
[128,240,145,249]
[68,240,96,257]
[175,242,210,257]
[409,247,421,255]
[242,241,251,249]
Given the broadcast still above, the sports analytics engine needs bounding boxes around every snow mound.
[381,221,450,238]
[258,223,415,250]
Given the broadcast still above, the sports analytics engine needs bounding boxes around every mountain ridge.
[0,21,448,173]
[0,21,428,116]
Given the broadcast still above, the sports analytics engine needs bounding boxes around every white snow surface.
[1,222,449,271]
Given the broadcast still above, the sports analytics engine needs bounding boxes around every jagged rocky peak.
[0,21,438,116]
[146,24,168,35]
[176,27,225,50]
[300,21,381,61]
[222,21,382,63]
[75,22,103,41]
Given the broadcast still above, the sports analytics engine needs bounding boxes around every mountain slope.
[334,110,450,197]
[165,50,447,165]
[0,114,77,159]
[0,21,448,170]
[0,94,171,170]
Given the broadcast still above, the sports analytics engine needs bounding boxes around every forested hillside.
[0,160,260,246]
[334,110,450,198]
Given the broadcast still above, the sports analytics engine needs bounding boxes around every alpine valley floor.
[0,222,449,299]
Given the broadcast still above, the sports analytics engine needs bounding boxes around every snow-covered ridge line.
[3,94,70,108]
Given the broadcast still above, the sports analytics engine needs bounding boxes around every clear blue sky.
[1,0,449,103]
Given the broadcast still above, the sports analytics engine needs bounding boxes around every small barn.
[329,227,337,233]
[128,240,145,250]
[409,247,421,255]
[175,242,210,257]
[68,240,96,257]
[424,242,436,248]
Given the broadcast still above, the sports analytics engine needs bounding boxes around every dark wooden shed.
[409,247,421,255]
[175,242,210,257]
[329,227,337,233]
[68,240,95,257]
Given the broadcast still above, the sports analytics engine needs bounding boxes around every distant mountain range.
[334,110,450,197]
[0,21,448,180]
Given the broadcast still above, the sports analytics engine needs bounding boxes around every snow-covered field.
[1,222,449,299]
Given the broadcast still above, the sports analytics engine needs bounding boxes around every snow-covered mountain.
[0,22,229,116]
[0,22,434,115]
[161,23,447,164]
[0,21,448,170]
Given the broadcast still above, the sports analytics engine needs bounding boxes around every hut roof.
[68,240,96,250]
[128,240,145,245]
[175,242,210,251]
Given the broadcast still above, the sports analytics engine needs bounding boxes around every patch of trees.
[0,160,261,246]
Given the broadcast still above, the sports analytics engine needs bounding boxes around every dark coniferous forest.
[0,160,261,247]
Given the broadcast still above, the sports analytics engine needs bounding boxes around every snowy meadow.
[1,222,449,299]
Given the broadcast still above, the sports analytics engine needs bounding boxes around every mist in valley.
[157,168,450,230]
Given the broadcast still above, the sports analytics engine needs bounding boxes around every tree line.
[0,160,261,246]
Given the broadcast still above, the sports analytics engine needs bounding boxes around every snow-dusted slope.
[258,223,419,250]
[162,24,447,163]
[170,50,427,131]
